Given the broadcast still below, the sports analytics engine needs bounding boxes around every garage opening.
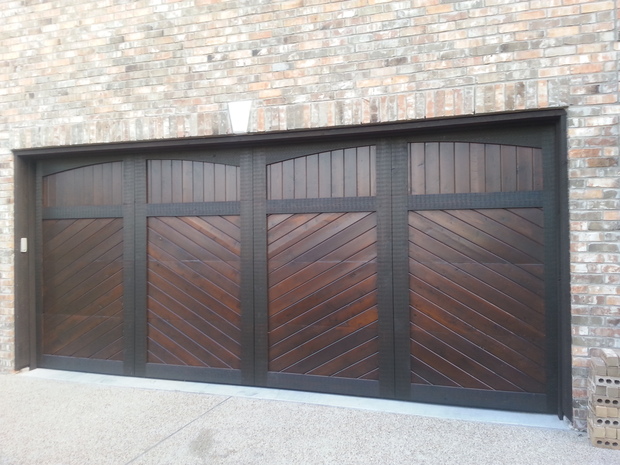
[24,115,567,415]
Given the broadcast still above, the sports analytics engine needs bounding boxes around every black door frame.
[14,109,571,419]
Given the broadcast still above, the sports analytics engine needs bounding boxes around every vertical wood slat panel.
[454,142,470,193]
[517,147,533,191]
[501,145,517,192]
[424,143,440,195]
[267,146,377,200]
[485,144,502,193]
[147,160,240,204]
[294,157,307,199]
[306,154,319,198]
[439,142,455,194]
[344,147,357,197]
[409,142,425,195]
[470,143,486,193]
[409,143,543,195]
[331,149,345,198]
[356,146,370,197]
[43,162,123,207]
[369,146,376,197]
[532,148,544,190]
[318,151,332,198]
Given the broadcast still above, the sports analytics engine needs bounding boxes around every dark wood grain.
[41,219,124,360]
[267,146,376,199]
[43,162,123,207]
[409,142,543,195]
[409,208,546,392]
[146,215,242,369]
[148,160,240,204]
[267,212,379,380]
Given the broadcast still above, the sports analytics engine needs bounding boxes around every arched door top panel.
[43,161,123,208]
[267,146,376,200]
[409,142,543,195]
[148,160,240,204]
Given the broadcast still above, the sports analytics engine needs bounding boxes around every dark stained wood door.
[144,159,243,382]
[36,134,558,413]
[405,142,550,411]
[40,162,126,373]
[267,213,379,378]
[263,147,383,395]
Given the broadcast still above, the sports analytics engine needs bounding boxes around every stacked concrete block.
[588,349,620,450]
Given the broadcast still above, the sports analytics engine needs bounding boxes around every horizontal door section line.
[408,191,543,211]
[146,202,241,217]
[267,197,376,214]
[43,205,123,219]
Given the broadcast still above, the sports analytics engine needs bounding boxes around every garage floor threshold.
[21,368,568,430]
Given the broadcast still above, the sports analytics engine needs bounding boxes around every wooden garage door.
[40,162,125,371]
[264,147,382,395]
[406,142,548,410]
[36,132,558,413]
[144,159,243,382]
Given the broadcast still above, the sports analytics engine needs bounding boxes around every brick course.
[1,0,619,429]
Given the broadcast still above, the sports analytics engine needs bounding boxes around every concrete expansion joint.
[125,396,232,465]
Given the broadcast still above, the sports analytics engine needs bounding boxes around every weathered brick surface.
[1,0,619,429]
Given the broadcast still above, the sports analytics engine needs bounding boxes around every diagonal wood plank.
[268,213,379,380]
[409,208,546,392]
[42,219,124,361]
[146,216,242,370]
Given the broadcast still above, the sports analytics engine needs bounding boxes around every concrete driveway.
[0,369,616,465]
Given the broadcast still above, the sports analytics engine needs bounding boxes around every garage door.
[37,127,559,413]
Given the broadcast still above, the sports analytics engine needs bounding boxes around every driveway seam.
[124,396,232,465]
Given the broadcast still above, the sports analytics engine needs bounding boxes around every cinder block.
[588,356,608,376]
[593,404,608,417]
[588,420,606,439]
[591,348,620,367]
[593,375,620,388]
[592,396,620,409]
[588,381,607,396]
[609,366,620,377]
[591,415,620,428]
[607,386,620,398]
[589,435,620,450]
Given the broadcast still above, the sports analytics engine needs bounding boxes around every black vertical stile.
[252,149,269,386]
[375,139,395,398]
[33,163,44,369]
[390,139,411,399]
[557,114,572,420]
[240,151,255,384]
[122,156,137,376]
[132,155,148,376]
[541,126,562,415]
[14,157,36,369]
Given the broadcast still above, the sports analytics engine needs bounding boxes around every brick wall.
[1,0,619,428]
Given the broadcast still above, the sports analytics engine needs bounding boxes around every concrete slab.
[0,375,226,465]
[130,397,609,465]
[23,369,568,429]
[1,370,618,465]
